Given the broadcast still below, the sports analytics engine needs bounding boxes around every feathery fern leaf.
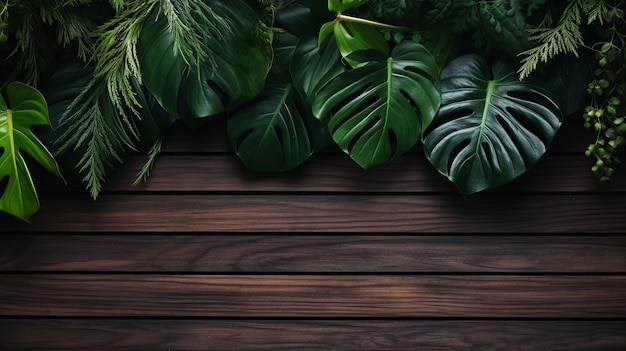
[53,77,136,199]
[517,0,610,79]
[132,136,163,186]
[1,0,111,85]
[517,1,585,79]
[91,0,158,126]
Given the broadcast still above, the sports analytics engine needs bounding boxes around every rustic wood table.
[1,117,625,350]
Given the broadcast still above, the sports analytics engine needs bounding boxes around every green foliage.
[228,83,331,171]
[423,54,562,196]
[0,0,112,85]
[350,0,545,60]
[39,62,174,199]
[319,19,389,68]
[272,0,332,37]
[461,0,542,58]
[312,41,440,169]
[227,34,344,171]
[90,0,158,123]
[0,0,624,221]
[132,136,163,187]
[516,0,621,79]
[138,0,271,123]
[580,2,626,182]
[0,82,62,222]
[350,0,472,29]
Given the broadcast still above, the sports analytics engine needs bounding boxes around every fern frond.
[585,0,609,24]
[158,0,231,72]
[11,11,49,85]
[517,0,585,79]
[108,0,126,12]
[39,2,104,60]
[132,136,163,187]
[91,0,158,128]
[55,78,136,199]
[4,0,108,85]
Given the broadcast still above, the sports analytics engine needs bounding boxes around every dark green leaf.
[228,83,331,171]
[328,0,370,13]
[422,54,563,196]
[313,41,440,169]
[38,63,175,189]
[266,31,300,84]
[138,0,271,124]
[290,35,348,105]
[275,0,333,37]
[318,19,389,68]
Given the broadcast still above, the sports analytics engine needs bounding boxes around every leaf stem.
[337,13,410,32]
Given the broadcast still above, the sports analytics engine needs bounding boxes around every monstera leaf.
[319,18,389,68]
[422,54,563,196]
[137,0,271,125]
[226,34,346,172]
[312,40,440,169]
[290,35,348,105]
[228,84,332,171]
[0,82,62,222]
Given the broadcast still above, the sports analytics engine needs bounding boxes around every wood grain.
[1,235,624,273]
[1,319,624,351]
[46,153,621,194]
[155,114,596,154]
[1,274,624,317]
[3,194,626,232]
[3,103,625,349]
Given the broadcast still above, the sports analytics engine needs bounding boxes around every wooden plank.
[29,152,625,199]
[73,154,625,193]
[156,114,596,154]
[3,194,626,232]
[1,235,625,273]
[1,275,624,317]
[1,319,624,350]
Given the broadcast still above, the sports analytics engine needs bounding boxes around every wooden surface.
[1,117,625,350]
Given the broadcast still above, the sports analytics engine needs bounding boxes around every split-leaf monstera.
[313,40,440,169]
[0,0,615,222]
[0,82,63,222]
[228,84,331,171]
[227,35,345,171]
[422,54,563,196]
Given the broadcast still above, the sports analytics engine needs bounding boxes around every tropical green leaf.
[36,63,92,185]
[228,33,346,171]
[225,34,346,172]
[228,83,332,171]
[274,0,333,37]
[334,20,389,67]
[137,0,271,125]
[290,35,348,105]
[328,0,370,13]
[266,31,300,84]
[526,52,593,116]
[0,81,62,222]
[422,54,563,196]
[312,40,440,169]
[38,62,175,193]
[319,18,389,68]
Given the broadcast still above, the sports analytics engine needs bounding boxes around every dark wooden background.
[1,116,625,350]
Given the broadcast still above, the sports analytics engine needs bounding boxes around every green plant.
[0,81,62,221]
[0,0,623,222]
